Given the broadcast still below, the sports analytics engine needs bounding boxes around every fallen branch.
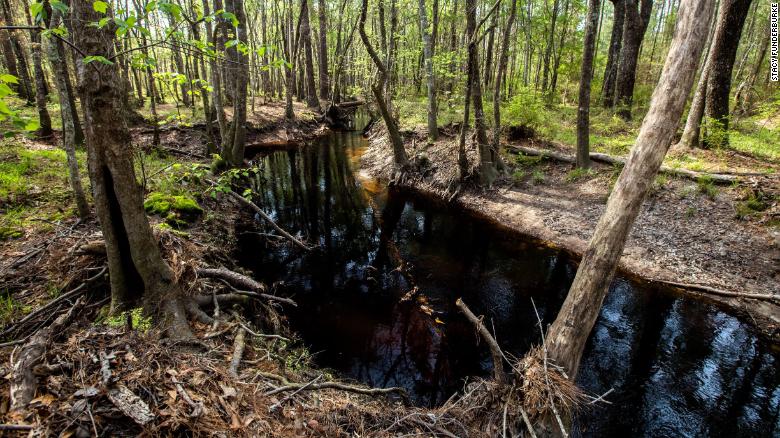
[10,297,85,411]
[455,298,507,384]
[224,189,313,251]
[507,144,741,185]
[171,375,204,418]
[197,267,297,306]
[257,371,407,399]
[1,266,107,339]
[660,279,780,304]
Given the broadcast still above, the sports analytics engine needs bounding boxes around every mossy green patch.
[144,191,202,228]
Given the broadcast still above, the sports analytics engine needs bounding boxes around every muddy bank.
[361,126,780,340]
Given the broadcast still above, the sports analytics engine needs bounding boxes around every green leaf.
[83,55,114,65]
[50,0,69,14]
[24,120,40,132]
[92,0,108,13]
[0,73,18,84]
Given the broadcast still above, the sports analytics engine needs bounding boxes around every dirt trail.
[362,128,780,339]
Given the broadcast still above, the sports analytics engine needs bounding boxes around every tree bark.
[492,0,517,160]
[602,0,625,107]
[418,0,438,141]
[300,0,320,110]
[703,0,753,146]
[544,0,714,379]
[575,0,601,169]
[316,0,329,98]
[467,0,497,186]
[72,0,194,340]
[614,0,653,119]
[45,9,89,219]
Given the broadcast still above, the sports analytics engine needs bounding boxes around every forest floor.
[362,122,780,340]
[0,101,502,437]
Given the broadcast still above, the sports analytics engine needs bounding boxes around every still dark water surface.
[237,128,780,437]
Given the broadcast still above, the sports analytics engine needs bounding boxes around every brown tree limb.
[225,190,313,251]
[455,298,506,384]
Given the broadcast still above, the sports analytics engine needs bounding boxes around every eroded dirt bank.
[361,126,780,339]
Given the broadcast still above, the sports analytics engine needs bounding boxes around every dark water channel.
[236,127,780,437]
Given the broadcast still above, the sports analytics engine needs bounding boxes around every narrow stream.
[236,126,780,436]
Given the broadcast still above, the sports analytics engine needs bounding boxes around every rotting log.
[506,144,753,184]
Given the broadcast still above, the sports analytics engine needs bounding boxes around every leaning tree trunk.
[614,0,653,119]
[544,0,715,379]
[72,0,194,340]
[359,0,408,170]
[418,0,438,141]
[602,0,625,107]
[45,9,89,218]
[575,0,601,169]
[703,0,753,147]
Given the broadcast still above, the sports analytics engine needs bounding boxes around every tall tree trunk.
[576,0,600,169]
[418,0,438,141]
[316,0,329,97]
[223,0,249,165]
[549,0,572,93]
[300,0,320,110]
[492,0,517,160]
[71,0,194,340]
[359,0,408,169]
[614,0,653,119]
[541,0,560,91]
[703,0,752,147]
[544,0,714,380]
[45,9,89,218]
[1,0,33,102]
[602,0,626,107]
[482,8,497,89]
[466,0,496,186]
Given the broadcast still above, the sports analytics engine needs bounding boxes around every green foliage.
[702,116,729,148]
[531,169,545,185]
[144,191,202,227]
[103,307,152,332]
[696,175,718,200]
[511,169,526,184]
[565,167,595,182]
[502,87,552,137]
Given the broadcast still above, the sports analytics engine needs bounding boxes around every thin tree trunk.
[576,0,601,169]
[316,0,329,97]
[544,0,714,380]
[602,0,625,107]
[45,9,89,218]
[466,0,496,185]
[228,0,249,164]
[418,0,438,141]
[492,0,517,163]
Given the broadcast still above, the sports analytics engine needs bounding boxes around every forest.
[0,0,778,434]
